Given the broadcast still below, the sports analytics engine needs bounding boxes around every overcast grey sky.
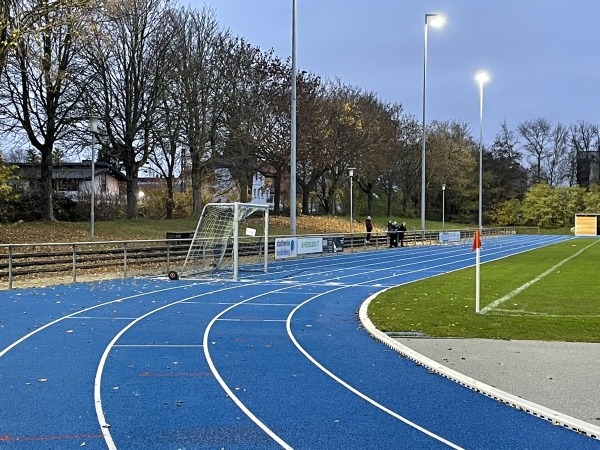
[191,1,600,144]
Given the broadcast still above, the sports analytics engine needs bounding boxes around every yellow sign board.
[575,215,598,236]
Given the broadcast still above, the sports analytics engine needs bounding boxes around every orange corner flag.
[471,230,481,252]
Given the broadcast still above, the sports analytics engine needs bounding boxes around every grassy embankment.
[0,216,468,244]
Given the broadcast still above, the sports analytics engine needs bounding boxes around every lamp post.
[474,71,489,314]
[88,115,99,241]
[441,184,446,230]
[475,71,490,230]
[421,13,446,233]
[348,167,356,234]
[290,0,297,235]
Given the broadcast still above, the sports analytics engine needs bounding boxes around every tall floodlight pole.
[88,115,99,241]
[442,184,446,230]
[290,0,297,235]
[475,71,490,230]
[421,13,446,232]
[474,70,490,313]
[348,168,356,233]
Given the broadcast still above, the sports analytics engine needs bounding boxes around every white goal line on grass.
[489,309,600,318]
[480,239,600,315]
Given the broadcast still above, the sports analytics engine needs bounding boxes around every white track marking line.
[0,283,199,360]
[217,318,287,322]
[201,263,466,447]
[286,286,464,449]
[182,301,301,306]
[94,282,259,450]
[256,236,571,286]
[203,285,297,450]
[113,344,203,348]
[66,316,138,320]
[249,235,567,282]
[480,239,599,315]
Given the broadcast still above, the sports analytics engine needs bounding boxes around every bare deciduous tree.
[0,0,93,220]
[518,118,572,187]
[295,71,330,215]
[546,122,571,187]
[354,98,402,216]
[219,44,289,204]
[1,0,91,69]
[85,0,175,218]
[490,121,528,201]
[174,7,231,215]
[381,113,421,216]
[518,118,552,184]
[570,121,600,188]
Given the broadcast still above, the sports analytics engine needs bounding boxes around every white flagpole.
[475,245,481,313]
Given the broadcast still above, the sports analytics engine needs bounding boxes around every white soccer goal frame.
[181,202,270,281]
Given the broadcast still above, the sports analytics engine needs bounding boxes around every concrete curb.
[358,290,600,442]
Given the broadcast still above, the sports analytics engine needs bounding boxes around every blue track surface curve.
[1,234,599,449]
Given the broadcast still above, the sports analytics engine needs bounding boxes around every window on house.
[57,178,79,191]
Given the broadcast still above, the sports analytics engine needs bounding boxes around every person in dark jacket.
[365,216,373,243]
[388,220,397,248]
[398,221,407,247]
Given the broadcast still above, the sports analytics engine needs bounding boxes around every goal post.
[180,202,269,281]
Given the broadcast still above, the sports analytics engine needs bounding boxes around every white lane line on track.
[286,285,464,449]
[253,235,566,281]
[65,316,138,320]
[0,281,214,450]
[0,283,198,360]
[93,282,265,450]
[113,344,203,348]
[96,283,300,450]
[240,302,300,306]
[217,318,287,322]
[480,238,599,315]
[182,301,301,306]
[202,285,299,450]
[249,235,571,287]
[181,301,241,305]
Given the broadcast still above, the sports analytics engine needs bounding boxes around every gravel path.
[395,337,600,427]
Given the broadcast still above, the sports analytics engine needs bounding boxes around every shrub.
[490,199,523,226]
[2,188,81,222]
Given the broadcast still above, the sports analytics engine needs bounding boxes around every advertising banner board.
[324,236,344,253]
[439,231,461,243]
[298,237,323,255]
[275,237,298,259]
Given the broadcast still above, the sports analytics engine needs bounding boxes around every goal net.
[180,202,269,280]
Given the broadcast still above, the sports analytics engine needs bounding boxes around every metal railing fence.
[0,226,538,289]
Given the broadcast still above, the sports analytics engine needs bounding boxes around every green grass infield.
[368,238,600,342]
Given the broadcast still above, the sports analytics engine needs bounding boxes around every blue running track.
[1,234,599,449]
